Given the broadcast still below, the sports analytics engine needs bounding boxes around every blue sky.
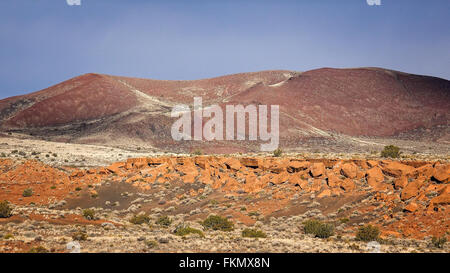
[1,0,449,98]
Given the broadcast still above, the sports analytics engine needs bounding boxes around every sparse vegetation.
[82,209,95,220]
[192,149,203,156]
[3,233,14,240]
[273,148,283,157]
[156,215,172,227]
[356,224,380,242]
[248,211,260,217]
[22,188,33,197]
[174,225,205,237]
[202,215,234,231]
[28,246,49,253]
[242,228,267,238]
[303,219,334,238]
[71,231,88,241]
[145,240,158,248]
[381,145,401,158]
[130,214,150,225]
[0,200,13,218]
[431,236,447,248]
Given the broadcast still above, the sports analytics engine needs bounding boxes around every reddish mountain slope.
[0,74,138,127]
[0,68,448,152]
[226,68,449,137]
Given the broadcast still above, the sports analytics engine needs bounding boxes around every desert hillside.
[0,68,448,153]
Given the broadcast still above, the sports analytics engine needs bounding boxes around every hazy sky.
[1,0,449,98]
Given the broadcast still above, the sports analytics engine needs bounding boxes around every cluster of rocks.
[0,155,448,253]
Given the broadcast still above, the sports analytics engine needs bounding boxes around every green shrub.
[192,149,203,156]
[156,215,172,227]
[273,148,283,157]
[242,228,267,238]
[82,209,95,220]
[174,225,205,237]
[28,246,49,253]
[3,233,14,240]
[381,145,401,158]
[22,188,33,197]
[75,187,82,191]
[303,219,334,238]
[356,225,380,242]
[202,215,234,231]
[0,200,13,218]
[431,236,447,248]
[315,223,335,238]
[130,214,150,225]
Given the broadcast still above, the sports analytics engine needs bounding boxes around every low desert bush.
[0,200,13,218]
[242,228,267,238]
[174,225,205,237]
[201,215,234,231]
[381,145,401,158]
[273,148,283,157]
[145,240,158,248]
[248,211,260,217]
[129,214,150,225]
[82,209,95,220]
[431,236,447,248]
[156,215,172,227]
[22,188,33,197]
[303,219,334,238]
[28,246,49,253]
[355,224,380,242]
[71,231,88,241]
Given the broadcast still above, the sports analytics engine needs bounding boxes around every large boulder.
[432,163,450,183]
[239,157,259,168]
[366,167,386,190]
[340,163,358,179]
[340,179,356,192]
[394,176,408,190]
[401,181,421,200]
[288,160,310,172]
[223,158,242,171]
[404,202,419,213]
[382,161,415,177]
[310,163,326,178]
